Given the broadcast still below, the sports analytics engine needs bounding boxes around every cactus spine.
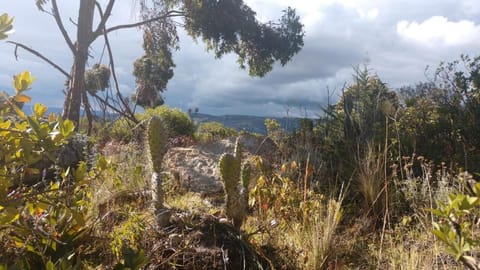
[146,116,168,225]
[219,138,250,229]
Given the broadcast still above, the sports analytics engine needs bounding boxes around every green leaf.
[431,208,446,217]
[27,116,42,136]
[433,229,449,244]
[46,260,55,270]
[10,102,26,119]
[13,71,35,93]
[0,13,14,40]
[60,120,75,138]
[74,162,87,182]
[33,103,48,118]
[473,182,480,196]
[0,206,20,224]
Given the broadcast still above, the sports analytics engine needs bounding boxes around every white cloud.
[397,16,480,46]
[357,8,379,21]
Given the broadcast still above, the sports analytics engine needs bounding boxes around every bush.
[107,117,136,143]
[144,106,195,138]
[432,172,480,270]
[195,121,237,142]
[0,71,92,268]
[98,106,195,143]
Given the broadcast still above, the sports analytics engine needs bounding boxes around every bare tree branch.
[91,1,138,124]
[91,92,136,122]
[102,26,138,124]
[105,10,185,34]
[51,0,75,53]
[92,0,115,40]
[7,41,71,79]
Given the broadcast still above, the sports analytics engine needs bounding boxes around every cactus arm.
[219,137,249,229]
[146,116,168,226]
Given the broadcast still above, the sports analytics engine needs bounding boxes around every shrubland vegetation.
[3,57,480,269]
[3,4,480,269]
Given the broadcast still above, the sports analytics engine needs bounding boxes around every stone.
[162,134,279,195]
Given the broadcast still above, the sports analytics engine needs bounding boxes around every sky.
[1,0,480,117]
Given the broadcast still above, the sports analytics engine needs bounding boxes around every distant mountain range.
[190,113,302,135]
[37,107,304,135]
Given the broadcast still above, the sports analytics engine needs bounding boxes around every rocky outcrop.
[163,134,278,195]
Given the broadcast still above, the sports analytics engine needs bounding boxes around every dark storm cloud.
[3,0,480,116]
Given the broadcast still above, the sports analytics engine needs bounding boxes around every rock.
[162,134,279,195]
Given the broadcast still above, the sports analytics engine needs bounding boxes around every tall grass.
[301,193,345,269]
[357,144,386,219]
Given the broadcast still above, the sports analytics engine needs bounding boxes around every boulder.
[163,134,278,194]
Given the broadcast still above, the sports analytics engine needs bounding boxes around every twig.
[8,41,71,79]
[102,24,138,123]
[105,11,185,34]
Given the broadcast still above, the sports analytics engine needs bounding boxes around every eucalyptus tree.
[11,0,304,128]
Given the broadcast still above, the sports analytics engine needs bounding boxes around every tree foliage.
[337,66,398,150]
[133,1,178,108]
[182,1,304,76]
[396,55,480,170]
[133,0,304,108]
[18,0,304,121]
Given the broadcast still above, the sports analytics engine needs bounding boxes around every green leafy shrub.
[196,121,237,142]
[144,106,195,138]
[396,55,480,171]
[110,212,148,269]
[432,172,480,270]
[107,117,136,143]
[0,71,94,268]
[101,106,194,144]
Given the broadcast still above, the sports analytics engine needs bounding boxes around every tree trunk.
[62,0,95,126]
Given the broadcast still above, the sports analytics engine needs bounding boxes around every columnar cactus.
[219,138,250,229]
[146,116,168,224]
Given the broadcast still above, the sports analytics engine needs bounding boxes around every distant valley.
[39,107,303,135]
[190,113,302,135]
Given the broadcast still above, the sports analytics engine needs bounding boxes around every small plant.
[432,172,480,270]
[265,118,282,145]
[219,138,250,229]
[110,212,148,269]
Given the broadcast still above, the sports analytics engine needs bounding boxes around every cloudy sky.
[2,0,480,117]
